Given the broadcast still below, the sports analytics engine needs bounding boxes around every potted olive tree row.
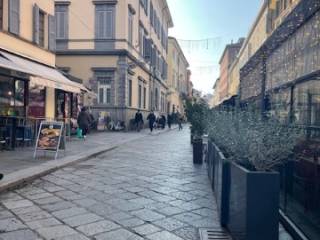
[185,100,208,164]
[205,110,302,240]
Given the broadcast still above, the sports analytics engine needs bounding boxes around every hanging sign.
[33,121,64,160]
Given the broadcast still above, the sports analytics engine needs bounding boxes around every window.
[143,87,146,109]
[96,71,114,104]
[28,82,45,118]
[128,9,133,45]
[128,79,132,107]
[140,0,148,15]
[95,4,115,39]
[9,0,19,35]
[98,83,111,104]
[39,11,45,47]
[138,85,142,108]
[0,0,3,30]
[55,5,68,39]
[0,76,26,117]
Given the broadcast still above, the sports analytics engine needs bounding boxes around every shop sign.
[33,121,65,160]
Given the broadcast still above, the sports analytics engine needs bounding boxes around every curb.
[0,126,176,193]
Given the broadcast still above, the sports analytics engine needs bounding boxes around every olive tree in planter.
[185,100,208,164]
[206,110,302,240]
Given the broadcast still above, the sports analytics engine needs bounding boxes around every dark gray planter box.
[212,144,230,227]
[207,141,214,186]
[227,162,280,240]
[193,138,203,164]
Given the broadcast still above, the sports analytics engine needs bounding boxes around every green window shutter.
[9,0,19,35]
[48,15,56,51]
[33,4,39,44]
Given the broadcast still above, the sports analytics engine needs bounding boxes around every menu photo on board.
[37,122,64,151]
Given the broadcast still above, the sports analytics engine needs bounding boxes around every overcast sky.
[167,0,263,94]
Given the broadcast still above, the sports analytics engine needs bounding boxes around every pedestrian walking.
[147,111,156,133]
[135,110,144,132]
[161,115,166,129]
[77,107,91,139]
[177,111,183,131]
[167,113,172,129]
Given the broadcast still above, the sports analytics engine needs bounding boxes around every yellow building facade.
[167,37,190,115]
[55,0,173,127]
[0,0,83,122]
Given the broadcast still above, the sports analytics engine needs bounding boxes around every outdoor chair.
[0,127,6,151]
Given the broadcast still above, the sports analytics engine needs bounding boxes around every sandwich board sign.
[33,121,64,160]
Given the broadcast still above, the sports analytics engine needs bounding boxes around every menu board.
[34,121,64,160]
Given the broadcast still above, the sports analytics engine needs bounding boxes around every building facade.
[167,37,190,115]
[239,0,319,238]
[55,0,173,127]
[215,38,244,106]
[228,1,269,99]
[0,0,84,124]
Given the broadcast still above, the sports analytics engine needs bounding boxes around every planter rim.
[230,161,279,175]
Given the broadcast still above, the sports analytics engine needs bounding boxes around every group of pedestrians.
[134,110,184,133]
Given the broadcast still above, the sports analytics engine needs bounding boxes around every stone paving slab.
[0,128,175,194]
[0,128,294,240]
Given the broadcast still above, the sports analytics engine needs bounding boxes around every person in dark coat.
[77,107,91,138]
[0,173,3,181]
[161,115,166,129]
[135,110,144,132]
[167,113,172,129]
[147,111,156,132]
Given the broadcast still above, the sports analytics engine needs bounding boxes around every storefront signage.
[33,121,65,160]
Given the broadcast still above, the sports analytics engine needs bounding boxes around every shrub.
[206,110,302,171]
[185,100,208,138]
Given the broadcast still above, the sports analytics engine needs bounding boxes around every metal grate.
[199,228,232,240]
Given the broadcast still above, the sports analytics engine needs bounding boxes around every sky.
[167,0,263,95]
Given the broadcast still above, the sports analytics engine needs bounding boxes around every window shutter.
[9,0,19,35]
[106,10,113,38]
[95,9,102,38]
[48,15,56,51]
[55,5,68,40]
[144,38,151,60]
[151,46,155,66]
[33,4,40,44]
[150,3,153,26]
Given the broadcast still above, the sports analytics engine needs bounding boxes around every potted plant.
[205,110,302,240]
[185,100,208,164]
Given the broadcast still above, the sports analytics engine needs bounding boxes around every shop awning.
[0,51,85,93]
[0,54,29,74]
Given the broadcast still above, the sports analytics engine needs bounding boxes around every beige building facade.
[228,0,302,101]
[167,37,190,115]
[55,0,173,127]
[0,0,84,123]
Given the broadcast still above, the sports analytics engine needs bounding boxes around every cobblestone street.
[0,128,222,240]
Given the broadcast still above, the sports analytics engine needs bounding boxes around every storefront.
[0,50,87,149]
